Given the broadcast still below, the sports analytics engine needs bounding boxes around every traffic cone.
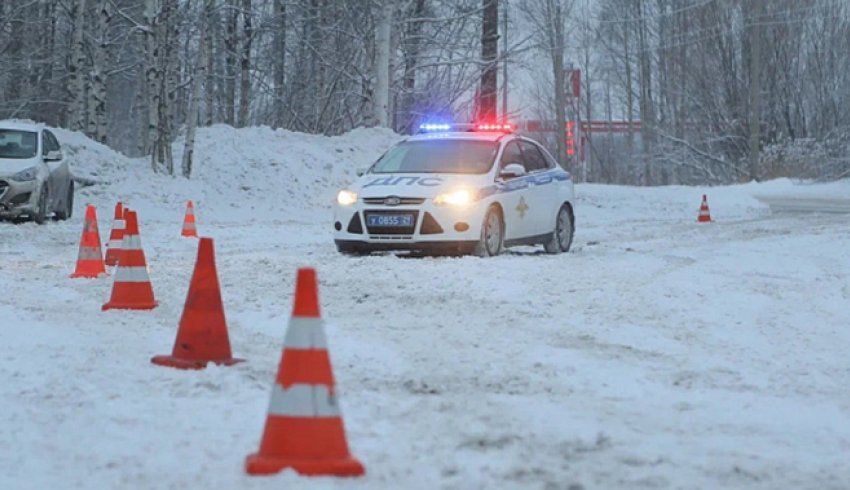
[70,204,106,278]
[245,268,364,477]
[102,210,158,310]
[104,202,125,266]
[181,200,198,237]
[151,237,243,369]
[697,194,712,223]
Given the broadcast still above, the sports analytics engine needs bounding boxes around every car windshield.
[371,139,499,174]
[0,130,38,159]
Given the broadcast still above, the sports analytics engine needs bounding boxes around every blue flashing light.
[419,123,452,132]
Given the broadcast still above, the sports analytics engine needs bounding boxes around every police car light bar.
[417,122,514,133]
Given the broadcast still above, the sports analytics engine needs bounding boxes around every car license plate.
[367,214,413,227]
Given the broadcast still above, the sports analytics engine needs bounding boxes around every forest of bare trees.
[590,0,850,184]
[1,0,848,184]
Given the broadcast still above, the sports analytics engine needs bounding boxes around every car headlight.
[434,189,476,207]
[337,189,358,206]
[11,167,38,182]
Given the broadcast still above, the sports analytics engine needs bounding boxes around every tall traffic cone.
[697,194,712,223]
[102,210,158,310]
[104,202,125,266]
[70,205,106,278]
[181,200,198,237]
[245,268,364,477]
[151,238,243,369]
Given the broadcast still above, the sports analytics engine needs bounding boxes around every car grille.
[0,180,8,198]
[364,210,419,235]
[362,196,426,206]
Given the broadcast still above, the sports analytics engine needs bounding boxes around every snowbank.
[55,125,402,223]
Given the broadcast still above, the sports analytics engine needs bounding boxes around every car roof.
[0,120,45,132]
[406,131,513,143]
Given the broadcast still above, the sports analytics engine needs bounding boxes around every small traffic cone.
[181,200,198,237]
[245,268,364,477]
[102,210,158,310]
[151,237,243,369]
[70,205,106,278]
[104,202,125,266]
[697,194,712,223]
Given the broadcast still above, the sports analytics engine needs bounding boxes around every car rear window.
[0,129,38,159]
[371,140,499,175]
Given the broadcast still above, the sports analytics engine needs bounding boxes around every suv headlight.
[434,189,476,207]
[336,189,358,206]
[11,167,39,182]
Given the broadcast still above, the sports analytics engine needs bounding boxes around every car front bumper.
[0,178,39,218]
[333,199,488,253]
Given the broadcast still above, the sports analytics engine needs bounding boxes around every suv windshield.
[371,139,499,174]
[0,130,38,159]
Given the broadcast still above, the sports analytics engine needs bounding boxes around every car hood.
[351,173,488,199]
[0,157,40,177]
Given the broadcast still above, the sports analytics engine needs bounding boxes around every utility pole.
[501,0,508,119]
[748,0,762,182]
[479,0,499,121]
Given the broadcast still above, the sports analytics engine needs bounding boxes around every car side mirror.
[356,167,368,177]
[499,163,526,179]
[44,150,63,162]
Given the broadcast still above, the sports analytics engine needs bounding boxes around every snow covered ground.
[1,127,849,489]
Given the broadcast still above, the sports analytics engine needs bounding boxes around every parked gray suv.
[0,121,74,223]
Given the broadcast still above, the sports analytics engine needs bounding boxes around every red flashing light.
[476,123,514,133]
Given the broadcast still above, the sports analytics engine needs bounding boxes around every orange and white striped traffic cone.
[181,200,198,237]
[151,237,243,369]
[104,202,125,266]
[245,268,364,477]
[697,194,712,223]
[70,204,106,278]
[102,210,158,310]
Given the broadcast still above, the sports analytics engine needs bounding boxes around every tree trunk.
[88,0,110,144]
[272,0,286,128]
[144,0,158,169]
[238,0,252,127]
[224,0,237,125]
[478,0,498,121]
[204,0,216,126]
[373,1,392,127]
[67,0,87,132]
[551,0,567,169]
[400,0,426,133]
[183,21,207,179]
[747,0,762,181]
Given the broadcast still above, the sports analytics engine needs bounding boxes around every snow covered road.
[2,182,849,490]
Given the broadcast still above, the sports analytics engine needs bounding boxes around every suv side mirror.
[356,167,368,177]
[499,163,526,179]
[44,150,63,162]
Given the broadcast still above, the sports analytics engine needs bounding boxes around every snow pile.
[55,125,402,223]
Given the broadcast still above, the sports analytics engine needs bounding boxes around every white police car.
[333,123,575,256]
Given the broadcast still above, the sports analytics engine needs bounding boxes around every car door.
[42,131,67,209]
[496,140,535,240]
[517,140,558,236]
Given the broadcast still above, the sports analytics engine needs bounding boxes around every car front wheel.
[474,205,504,257]
[33,185,49,224]
[54,181,74,220]
[544,204,574,254]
